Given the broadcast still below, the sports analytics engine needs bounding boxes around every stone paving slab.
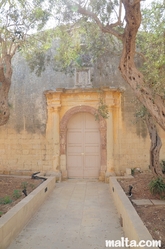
[7,180,126,249]
[132,199,165,206]
[150,199,165,205]
[132,199,153,205]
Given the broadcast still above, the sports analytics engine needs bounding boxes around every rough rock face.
[8,51,126,134]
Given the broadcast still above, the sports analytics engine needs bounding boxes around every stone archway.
[60,105,107,179]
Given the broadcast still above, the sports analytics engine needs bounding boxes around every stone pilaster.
[45,92,61,173]
[105,92,115,175]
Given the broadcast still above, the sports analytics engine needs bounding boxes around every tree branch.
[119,0,122,22]
[77,5,123,41]
[10,44,19,57]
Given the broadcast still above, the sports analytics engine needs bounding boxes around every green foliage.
[160,160,165,174]
[22,0,121,76]
[0,0,51,65]
[137,2,165,96]
[0,211,3,217]
[135,105,147,120]
[149,177,165,197]
[0,196,12,205]
[50,0,119,25]
[131,168,136,176]
[23,29,57,76]
[54,25,83,73]
[0,0,49,35]
[48,0,164,97]
[95,96,109,120]
[12,189,21,199]
[25,19,122,77]
[21,182,28,190]
[48,21,122,75]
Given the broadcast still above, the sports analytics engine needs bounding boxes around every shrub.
[0,196,12,204]
[95,98,109,120]
[131,168,136,176]
[12,189,22,199]
[149,177,165,198]
[21,182,28,190]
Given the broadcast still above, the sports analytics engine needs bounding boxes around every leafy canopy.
[0,0,50,61]
[48,0,120,25]
[138,1,165,96]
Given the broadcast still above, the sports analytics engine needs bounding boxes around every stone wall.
[0,129,51,175]
[114,88,151,175]
[0,50,164,177]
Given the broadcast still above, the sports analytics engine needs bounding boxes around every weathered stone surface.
[9,51,125,134]
[0,46,164,176]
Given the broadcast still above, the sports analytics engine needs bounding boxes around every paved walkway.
[132,199,165,205]
[8,179,125,249]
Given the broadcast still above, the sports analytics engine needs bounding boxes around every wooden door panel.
[67,112,100,178]
[84,155,100,168]
[67,146,82,153]
[67,129,83,177]
[83,156,100,178]
[85,131,100,144]
[84,146,99,153]
[84,120,100,177]
[67,131,82,144]
[67,155,83,167]
[67,131,83,153]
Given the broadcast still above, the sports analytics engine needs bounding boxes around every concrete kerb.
[0,176,56,249]
[109,177,158,249]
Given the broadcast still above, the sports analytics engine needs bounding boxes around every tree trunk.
[145,114,163,176]
[0,82,10,126]
[0,55,12,126]
[119,0,165,131]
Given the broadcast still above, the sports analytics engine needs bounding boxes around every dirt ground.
[0,175,43,216]
[118,172,165,248]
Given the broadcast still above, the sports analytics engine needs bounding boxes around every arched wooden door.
[67,112,100,178]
